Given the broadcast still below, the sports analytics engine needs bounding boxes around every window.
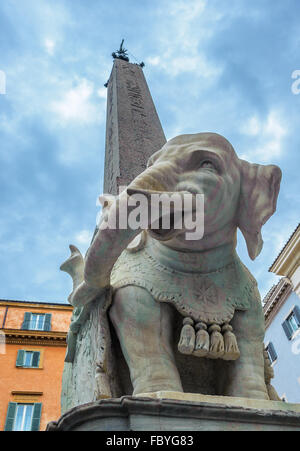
[13,404,34,431]
[21,312,52,331]
[266,342,277,364]
[29,314,45,330]
[4,402,42,431]
[282,306,300,340]
[287,313,299,333]
[16,350,40,368]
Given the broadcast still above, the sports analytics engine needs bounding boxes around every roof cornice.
[0,299,73,311]
[269,224,300,277]
[263,278,293,328]
[1,328,67,347]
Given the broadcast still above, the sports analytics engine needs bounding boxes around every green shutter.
[16,350,25,367]
[282,320,293,340]
[44,314,52,331]
[267,342,277,363]
[32,351,40,368]
[31,403,42,431]
[294,305,300,326]
[21,312,32,330]
[4,402,17,431]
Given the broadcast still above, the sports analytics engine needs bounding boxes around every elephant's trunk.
[127,160,179,193]
[127,160,196,242]
[84,159,180,289]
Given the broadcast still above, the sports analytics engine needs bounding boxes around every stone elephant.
[61,132,282,401]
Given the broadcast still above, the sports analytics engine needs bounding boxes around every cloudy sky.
[0,0,299,304]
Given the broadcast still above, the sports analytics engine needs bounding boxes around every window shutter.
[4,402,17,431]
[293,305,300,326]
[31,403,42,431]
[44,314,52,331]
[282,320,293,340]
[32,351,40,368]
[267,342,277,362]
[21,312,32,330]
[16,350,25,367]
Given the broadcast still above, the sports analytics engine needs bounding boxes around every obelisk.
[103,57,166,195]
[58,48,167,415]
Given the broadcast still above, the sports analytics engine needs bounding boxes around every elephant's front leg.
[223,298,269,400]
[109,286,183,396]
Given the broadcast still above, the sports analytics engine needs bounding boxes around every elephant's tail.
[60,245,84,291]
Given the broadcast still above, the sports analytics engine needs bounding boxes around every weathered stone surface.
[60,295,124,414]
[47,395,300,431]
[103,59,166,195]
[135,390,300,413]
[59,59,290,422]
[69,132,282,401]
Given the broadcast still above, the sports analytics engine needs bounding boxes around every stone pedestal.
[47,392,300,431]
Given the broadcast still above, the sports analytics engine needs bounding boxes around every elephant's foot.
[132,356,183,396]
[225,306,270,400]
[109,285,183,396]
[224,375,269,400]
[223,349,269,400]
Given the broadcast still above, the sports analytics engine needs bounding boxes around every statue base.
[47,392,300,431]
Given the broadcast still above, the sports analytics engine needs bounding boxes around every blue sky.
[0,0,299,304]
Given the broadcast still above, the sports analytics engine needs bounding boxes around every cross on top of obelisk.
[112,39,130,62]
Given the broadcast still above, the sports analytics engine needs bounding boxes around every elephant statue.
[61,132,282,402]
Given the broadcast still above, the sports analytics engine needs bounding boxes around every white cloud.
[147,54,219,78]
[50,78,102,124]
[169,0,206,20]
[239,111,288,163]
[264,229,291,259]
[97,87,107,99]
[146,0,222,79]
[147,56,160,66]
[44,38,56,56]
[240,116,261,136]
[75,229,93,246]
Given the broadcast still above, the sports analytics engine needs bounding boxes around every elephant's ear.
[238,160,282,260]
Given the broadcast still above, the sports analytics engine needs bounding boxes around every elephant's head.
[127,132,282,259]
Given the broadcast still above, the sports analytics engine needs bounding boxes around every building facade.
[264,224,300,403]
[0,299,72,431]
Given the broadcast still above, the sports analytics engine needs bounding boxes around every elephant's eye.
[200,160,216,171]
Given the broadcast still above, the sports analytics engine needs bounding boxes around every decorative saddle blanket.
[110,235,256,326]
